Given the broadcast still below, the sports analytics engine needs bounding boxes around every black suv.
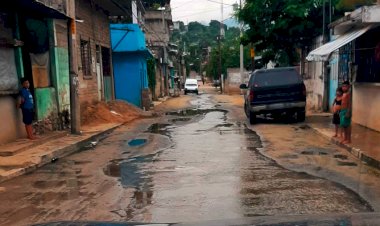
[240,67,306,124]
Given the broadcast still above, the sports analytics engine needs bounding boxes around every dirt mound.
[81,100,147,126]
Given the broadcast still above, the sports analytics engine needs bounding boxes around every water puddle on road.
[334,154,349,160]
[336,161,358,167]
[165,108,227,117]
[102,105,373,221]
[169,118,191,123]
[145,123,172,137]
[103,155,155,190]
[300,147,331,156]
[128,139,147,147]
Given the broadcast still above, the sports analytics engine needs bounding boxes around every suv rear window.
[251,69,301,87]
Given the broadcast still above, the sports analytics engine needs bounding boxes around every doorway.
[101,46,112,102]
[96,45,103,101]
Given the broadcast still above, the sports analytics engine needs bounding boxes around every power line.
[206,0,234,6]
[175,5,230,19]
[172,0,194,9]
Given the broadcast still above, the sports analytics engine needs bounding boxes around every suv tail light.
[249,89,254,102]
[302,84,306,96]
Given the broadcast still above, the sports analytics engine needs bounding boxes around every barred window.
[80,39,91,78]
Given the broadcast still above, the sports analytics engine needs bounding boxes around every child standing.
[332,87,343,138]
[17,78,36,140]
[340,81,351,144]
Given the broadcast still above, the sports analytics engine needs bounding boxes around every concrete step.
[0,132,66,157]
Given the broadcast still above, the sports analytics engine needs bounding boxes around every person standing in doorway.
[332,87,343,138]
[17,78,36,140]
[340,81,351,144]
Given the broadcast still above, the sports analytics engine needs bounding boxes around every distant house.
[145,1,173,98]
[306,5,380,132]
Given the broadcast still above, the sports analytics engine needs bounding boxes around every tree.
[170,20,251,79]
[238,0,345,66]
[205,28,252,79]
[336,0,375,10]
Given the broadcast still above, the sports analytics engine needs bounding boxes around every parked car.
[184,79,199,95]
[240,67,306,124]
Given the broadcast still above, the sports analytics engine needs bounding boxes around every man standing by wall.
[17,78,36,140]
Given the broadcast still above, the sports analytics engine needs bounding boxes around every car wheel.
[184,91,187,95]
[196,91,199,95]
[297,110,306,122]
[249,111,256,125]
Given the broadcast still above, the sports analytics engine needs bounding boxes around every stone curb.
[0,124,122,184]
[306,124,380,170]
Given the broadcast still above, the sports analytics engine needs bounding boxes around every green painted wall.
[13,13,24,79]
[104,76,112,102]
[51,47,70,111]
[49,19,70,113]
[35,88,58,120]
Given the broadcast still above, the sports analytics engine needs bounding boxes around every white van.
[184,79,199,95]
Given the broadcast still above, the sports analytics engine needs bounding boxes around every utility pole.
[219,0,223,93]
[161,7,168,96]
[239,0,244,83]
[68,2,81,134]
[218,35,222,92]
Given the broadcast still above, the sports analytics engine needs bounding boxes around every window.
[250,69,301,87]
[355,27,380,83]
[80,39,91,78]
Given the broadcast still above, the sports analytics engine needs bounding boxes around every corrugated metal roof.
[306,25,373,62]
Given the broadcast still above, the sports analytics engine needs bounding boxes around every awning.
[306,25,373,61]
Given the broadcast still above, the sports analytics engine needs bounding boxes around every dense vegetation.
[170,0,376,78]
[171,20,252,79]
[237,0,375,66]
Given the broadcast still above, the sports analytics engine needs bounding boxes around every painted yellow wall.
[0,96,26,145]
[352,84,380,132]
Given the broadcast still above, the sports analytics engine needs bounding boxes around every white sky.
[171,0,238,24]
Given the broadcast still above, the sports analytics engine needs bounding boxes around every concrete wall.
[225,68,249,95]
[353,84,380,132]
[145,10,171,46]
[304,36,325,112]
[76,0,111,104]
[0,96,26,145]
[304,62,325,112]
[154,63,163,98]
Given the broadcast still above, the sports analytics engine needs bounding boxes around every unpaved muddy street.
[0,88,378,225]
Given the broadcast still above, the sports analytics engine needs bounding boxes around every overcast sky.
[171,0,238,24]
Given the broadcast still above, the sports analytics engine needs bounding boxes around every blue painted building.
[110,24,152,108]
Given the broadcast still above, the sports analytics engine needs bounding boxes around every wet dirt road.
[0,88,376,225]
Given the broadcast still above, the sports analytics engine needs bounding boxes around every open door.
[101,46,112,102]
[96,45,103,101]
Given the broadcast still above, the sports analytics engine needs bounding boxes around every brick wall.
[75,0,111,104]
